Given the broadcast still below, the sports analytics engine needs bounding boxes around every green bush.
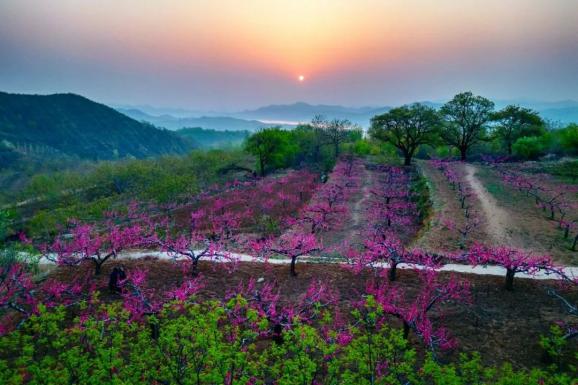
[513,136,546,160]
[559,124,578,155]
[344,139,374,156]
[411,169,432,222]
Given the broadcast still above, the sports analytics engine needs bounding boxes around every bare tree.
[315,116,356,158]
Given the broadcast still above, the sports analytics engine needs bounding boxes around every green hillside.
[0,91,193,161]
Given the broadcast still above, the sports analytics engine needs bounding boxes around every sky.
[1,0,577,111]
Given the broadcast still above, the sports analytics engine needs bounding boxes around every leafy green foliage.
[0,142,22,170]
[244,128,298,176]
[491,105,545,155]
[540,324,577,372]
[370,103,441,165]
[176,127,250,149]
[244,119,362,175]
[440,92,495,161]
[512,136,547,160]
[0,297,575,384]
[559,124,578,155]
[410,169,432,222]
[15,150,251,237]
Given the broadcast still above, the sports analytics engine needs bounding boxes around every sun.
[298,75,305,82]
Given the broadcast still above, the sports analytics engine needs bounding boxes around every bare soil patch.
[464,164,522,247]
[318,164,376,250]
[475,165,578,264]
[412,162,487,253]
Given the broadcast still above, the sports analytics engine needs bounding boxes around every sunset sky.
[1,0,577,110]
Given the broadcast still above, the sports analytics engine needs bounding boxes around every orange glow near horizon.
[2,0,577,108]
[8,0,576,78]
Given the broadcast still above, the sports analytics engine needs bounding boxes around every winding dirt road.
[464,164,519,246]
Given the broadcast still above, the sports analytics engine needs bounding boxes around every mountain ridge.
[233,99,578,126]
[117,108,272,132]
[0,91,193,162]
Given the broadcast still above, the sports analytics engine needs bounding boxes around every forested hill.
[175,127,249,148]
[0,92,193,160]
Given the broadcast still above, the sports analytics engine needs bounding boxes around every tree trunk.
[94,260,102,276]
[403,321,410,339]
[403,152,412,166]
[460,147,467,161]
[191,258,199,276]
[149,320,160,340]
[366,332,375,385]
[507,142,513,156]
[505,269,515,291]
[572,234,578,251]
[334,141,339,158]
[290,256,298,277]
[388,262,397,282]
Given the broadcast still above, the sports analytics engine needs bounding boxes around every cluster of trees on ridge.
[244,92,578,174]
[370,92,578,165]
[244,116,362,176]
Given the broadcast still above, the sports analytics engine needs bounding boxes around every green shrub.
[513,136,546,160]
[411,169,432,222]
[559,124,578,155]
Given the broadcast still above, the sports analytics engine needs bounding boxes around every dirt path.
[321,164,374,249]
[351,166,372,229]
[411,161,478,252]
[464,164,518,246]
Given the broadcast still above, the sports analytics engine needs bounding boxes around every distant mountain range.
[117,103,392,130]
[492,99,578,124]
[233,102,391,126]
[234,100,578,126]
[118,99,578,132]
[118,108,272,132]
[0,92,193,163]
